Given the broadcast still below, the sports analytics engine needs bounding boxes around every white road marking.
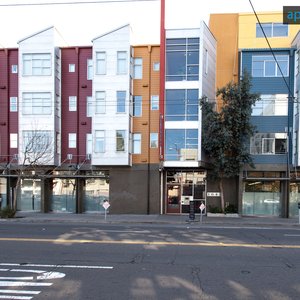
[0,296,33,300]
[0,282,51,287]
[284,234,300,237]
[0,263,113,270]
[0,291,40,295]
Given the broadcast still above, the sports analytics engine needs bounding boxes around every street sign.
[102,201,110,210]
[200,203,205,212]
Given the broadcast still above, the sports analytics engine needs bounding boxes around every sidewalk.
[1,211,299,228]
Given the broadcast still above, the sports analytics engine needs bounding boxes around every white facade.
[164,23,216,168]
[18,27,65,166]
[91,24,132,166]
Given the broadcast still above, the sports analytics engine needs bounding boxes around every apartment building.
[159,22,217,214]
[210,12,300,217]
[0,25,161,214]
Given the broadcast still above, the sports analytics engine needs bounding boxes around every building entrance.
[165,170,206,214]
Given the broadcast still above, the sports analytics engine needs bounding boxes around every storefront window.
[290,183,300,217]
[242,181,281,216]
[18,178,41,211]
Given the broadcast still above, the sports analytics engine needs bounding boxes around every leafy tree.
[200,72,260,212]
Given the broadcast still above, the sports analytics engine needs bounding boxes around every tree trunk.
[219,178,225,213]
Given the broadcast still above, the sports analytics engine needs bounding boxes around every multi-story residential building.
[0,25,161,214]
[210,12,300,218]
[159,22,217,214]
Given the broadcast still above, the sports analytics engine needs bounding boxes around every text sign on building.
[283,6,300,24]
[207,192,220,197]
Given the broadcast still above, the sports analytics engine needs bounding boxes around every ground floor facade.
[0,164,300,218]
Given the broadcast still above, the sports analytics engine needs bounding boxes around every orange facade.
[132,45,160,164]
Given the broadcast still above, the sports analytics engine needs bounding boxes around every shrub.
[208,205,223,213]
[0,206,16,218]
[224,204,238,214]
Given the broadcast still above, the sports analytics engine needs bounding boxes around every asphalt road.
[0,222,300,300]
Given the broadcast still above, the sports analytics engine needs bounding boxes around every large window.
[256,23,288,38]
[252,94,288,116]
[23,53,51,76]
[116,130,125,152]
[132,133,141,154]
[166,89,198,121]
[166,38,199,81]
[165,129,198,161]
[117,51,127,74]
[252,55,289,77]
[23,130,52,153]
[96,52,106,75]
[23,92,51,115]
[250,133,287,155]
[95,91,105,114]
[117,91,126,113]
[133,96,142,116]
[95,131,105,153]
[133,58,142,79]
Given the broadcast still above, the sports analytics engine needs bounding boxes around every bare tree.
[12,128,54,210]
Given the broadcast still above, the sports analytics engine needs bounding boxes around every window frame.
[10,133,18,148]
[117,51,127,75]
[87,59,93,80]
[95,91,106,114]
[151,95,159,110]
[68,133,77,149]
[133,58,143,79]
[23,53,51,76]
[133,95,142,117]
[116,130,126,152]
[132,133,141,154]
[252,55,289,77]
[95,130,105,153]
[256,23,288,38]
[22,92,52,115]
[117,91,126,113]
[10,97,18,112]
[96,52,106,75]
[150,132,158,148]
[69,64,75,73]
[69,96,77,112]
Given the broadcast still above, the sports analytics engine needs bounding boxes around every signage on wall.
[207,192,221,197]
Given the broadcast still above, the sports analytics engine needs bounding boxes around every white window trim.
[68,133,77,149]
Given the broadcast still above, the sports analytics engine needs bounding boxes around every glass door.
[166,184,181,213]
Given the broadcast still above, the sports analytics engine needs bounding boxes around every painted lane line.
[0,296,33,300]
[0,269,65,280]
[0,237,299,249]
[284,234,300,237]
[0,291,40,295]
[0,282,52,287]
[0,263,113,270]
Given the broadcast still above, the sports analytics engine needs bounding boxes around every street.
[0,222,300,299]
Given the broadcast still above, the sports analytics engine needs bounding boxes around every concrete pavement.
[0,211,299,227]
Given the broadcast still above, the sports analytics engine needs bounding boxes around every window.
[68,133,76,148]
[296,50,300,76]
[95,131,105,153]
[95,91,105,114]
[252,55,289,77]
[87,96,93,117]
[23,53,51,76]
[166,38,199,81]
[151,95,159,110]
[165,129,198,161]
[87,59,93,80]
[23,92,51,115]
[69,96,77,111]
[117,91,126,113]
[11,65,18,73]
[23,131,52,153]
[132,133,141,154]
[117,51,127,74]
[256,23,288,38]
[153,62,160,71]
[10,133,18,148]
[250,133,287,155]
[96,52,106,75]
[10,97,18,112]
[252,94,288,116]
[133,58,142,79]
[133,96,142,116]
[69,64,75,72]
[150,133,158,148]
[116,130,125,151]
[165,89,198,121]
[86,134,92,155]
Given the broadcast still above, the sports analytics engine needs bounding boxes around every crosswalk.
[0,267,65,300]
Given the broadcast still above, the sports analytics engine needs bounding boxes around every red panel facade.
[0,49,18,163]
[61,47,92,165]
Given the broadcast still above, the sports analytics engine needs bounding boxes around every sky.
[0,0,299,47]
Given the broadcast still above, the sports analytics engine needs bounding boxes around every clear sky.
[0,0,299,47]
